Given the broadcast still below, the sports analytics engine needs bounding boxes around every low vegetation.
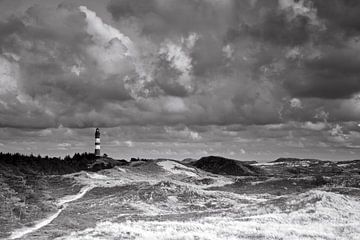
[0,152,96,237]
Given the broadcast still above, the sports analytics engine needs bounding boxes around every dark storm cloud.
[237,8,311,46]
[312,0,360,34]
[0,18,24,39]
[153,57,190,97]
[285,49,360,99]
[229,1,360,101]
[107,0,236,35]
[190,35,225,76]
[0,18,25,51]
[107,0,155,20]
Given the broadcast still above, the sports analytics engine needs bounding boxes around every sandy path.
[8,185,93,240]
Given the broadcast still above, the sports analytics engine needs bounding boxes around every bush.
[312,175,328,186]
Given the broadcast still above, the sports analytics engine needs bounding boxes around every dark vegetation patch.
[182,177,216,185]
[84,183,149,199]
[88,157,128,171]
[336,160,360,174]
[191,156,263,176]
[210,175,331,196]
[329,175,360,189]
[84,181,206,204]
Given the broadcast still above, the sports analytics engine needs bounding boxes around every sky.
[0,0,360,161]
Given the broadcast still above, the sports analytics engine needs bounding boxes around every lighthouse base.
[95,149,100,158]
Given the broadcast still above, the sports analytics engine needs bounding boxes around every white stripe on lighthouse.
[95,145,100,149]
[95,138,100,143]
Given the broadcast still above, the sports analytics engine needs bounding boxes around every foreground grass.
[0,173,82,238]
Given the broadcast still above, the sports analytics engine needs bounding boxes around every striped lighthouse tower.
[95,128,100,157]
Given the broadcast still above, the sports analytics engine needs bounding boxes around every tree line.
[0,152,97,175]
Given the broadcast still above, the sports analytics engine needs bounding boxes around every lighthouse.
[95,128,100,157]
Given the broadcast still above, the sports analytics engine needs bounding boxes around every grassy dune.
[1,156,360,239]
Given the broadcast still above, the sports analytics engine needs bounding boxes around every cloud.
[0,4,138,128]
[290,98,303,108]
[0,55,18,95]
[0,0,360,160]
[0,1,318,129]
[154,36,196,96]
[165,126,201,141]
[57,142,71,149]
[124,140,134,147]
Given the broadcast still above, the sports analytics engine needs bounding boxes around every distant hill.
[272,158,326,163]
[191,156,263,176]
[265,157,343,175]
[336,159,360,165]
